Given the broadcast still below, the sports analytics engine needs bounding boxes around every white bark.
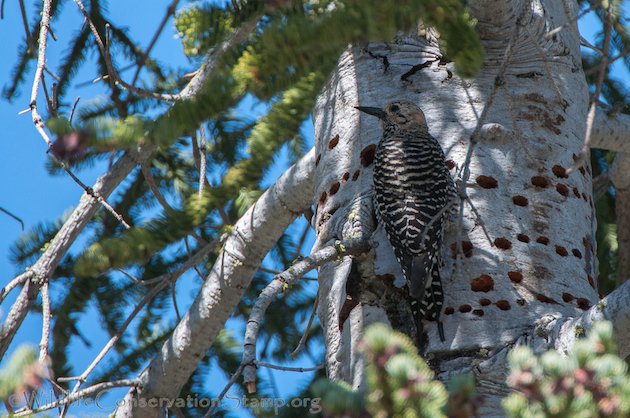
[551,278,630,359]
[113,150,315,418]
[310,0,618,414]
[593,111,630,284]
[590,111,630,153]
[611,153,630,284]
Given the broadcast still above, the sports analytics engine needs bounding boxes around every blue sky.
[0,1,627,417]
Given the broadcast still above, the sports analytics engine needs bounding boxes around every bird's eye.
[390,104,400,112]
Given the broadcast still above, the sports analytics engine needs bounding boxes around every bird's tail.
[414,265,445,342]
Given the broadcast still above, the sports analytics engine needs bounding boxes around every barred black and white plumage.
[356,100,454,344]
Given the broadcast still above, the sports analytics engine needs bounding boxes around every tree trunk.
[312,0,598,413]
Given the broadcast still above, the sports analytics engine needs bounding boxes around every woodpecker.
[356,100,454,343]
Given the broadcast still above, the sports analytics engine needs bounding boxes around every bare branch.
[242,240,368,392]
[129,0,181,88]
[25,0,131,229]
[0,271,33,304]
[255,361,325,372]
[172,282,181,321]
[72,0,178,101]
[454,3,527,277]
[29,0,54,148]
[69,96,81,123]
[114,150,316,418]
[39,281,51,362]
[290,291,319,359]
[66,238,218,402]
[544,1,595,40]
[18,0,33,51]
[141,162,176,216]
[12,379,139,417]
[568,4,613,174]
[294,222,312,258]
[0,144,154,362]
[0,206,24,230]
[198,126,208,197]
[202,364,245,417]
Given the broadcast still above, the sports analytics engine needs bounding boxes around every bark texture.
[312,0,599,414]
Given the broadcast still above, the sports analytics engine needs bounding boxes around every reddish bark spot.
[556,183,569,197]
[459,304,472,313]
[583,237,593,252]
[562,292,574,302]
[513,195,529,207]
[573,187,580,198]
[315,154,321,166]
[536,236,550,245]
[471,275,494,292]
[479,298,492,306]
[496,300,511,311]
[444,307,455,315]
[576,298,591,310]
[552,165,568,178]
[319,191,327,204]
[535,293,558,304]
[329,182,340,195]
[572,153,579,162]
[360,144,377,167]
[494,237,512,250]
[581,192,588,201]
[555,245,568,256]
[476,175,498,189]
[516,299,526,306]
[446,159,456,170]
[508,271,523,284]
[341,172,350,183]
[328,134,339,149]
[531,176,550,188]
[579,166,586,176]
[449,241,473,259]
[588,275,595,288]
[572,249,582,259]
[352,170,360,181]
[517,233,530,243]
[472,309,485,317]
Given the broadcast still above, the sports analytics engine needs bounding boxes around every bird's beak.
[355,106,386,120]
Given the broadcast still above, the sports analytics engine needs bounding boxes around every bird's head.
[355,100,427,132]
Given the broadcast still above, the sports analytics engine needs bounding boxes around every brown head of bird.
[355,100,428,133]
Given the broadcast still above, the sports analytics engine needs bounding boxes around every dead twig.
[39,281,51,362]
[72,0,179,101]
[568,4,613,174]
[63,237,218,408]
[241,240,368,393]
[0,206,24,230]
[198,126,209,197]
[290,290,319,359]
[12,379,139,417]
